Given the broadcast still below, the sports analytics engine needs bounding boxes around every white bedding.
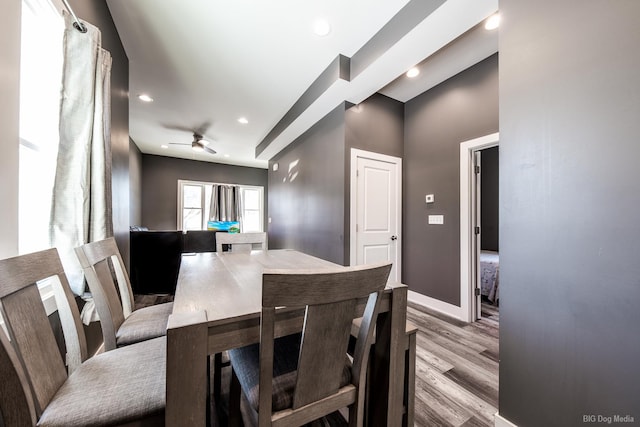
[480,250,499,303]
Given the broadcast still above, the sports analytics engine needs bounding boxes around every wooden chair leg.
[404,330,417,427]
[228,367,243,427]
[213,352,223,402]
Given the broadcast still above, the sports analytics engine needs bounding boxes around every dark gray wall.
[268,104,346,265]
[129,140,142,228]
[480,146,499,252]
[403,54,498,304]
[499,2,640,426]
[345,93,404,158]
[344,93,405,264]
[67,0,131,266]
[141,154,267,231]
[267,95,404,266]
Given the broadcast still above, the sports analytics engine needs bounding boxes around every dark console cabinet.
[129,230,223,294]
[130,231,183,294]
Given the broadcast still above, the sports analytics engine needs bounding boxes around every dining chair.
[228,262,392,427]
[75,237,173,351]
[215,231,267,252]
[0,248,165,426]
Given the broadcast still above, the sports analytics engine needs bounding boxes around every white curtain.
[50,12,113,296]
[210,185,243,223]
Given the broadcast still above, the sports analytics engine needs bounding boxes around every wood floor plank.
[416,328,499,378]
[415,370,476,426]
[480,348,499,364]
[408,303,499,427]
[416,364,497,425]
[443,368,498,408]
[465,319,499,340]
[408,307,498,354]
[415,334,456,373]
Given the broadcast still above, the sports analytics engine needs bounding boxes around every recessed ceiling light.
[224,154,230,158]
[406,67,420,78]
[485,13,500,30]
[313,19,331,37]
[238,117,249,124]
[138,94,154,102]
[161,144,168,149]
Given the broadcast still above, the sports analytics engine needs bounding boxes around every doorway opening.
[460,133,499,322]
[476,146,500,323]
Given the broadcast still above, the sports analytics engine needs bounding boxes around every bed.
[480,250,499,303]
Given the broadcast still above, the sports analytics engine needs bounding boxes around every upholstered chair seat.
[38,337,166,427]
[115,301,173,347]
[75,237,173,351]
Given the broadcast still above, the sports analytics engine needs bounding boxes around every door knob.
[391,235,398,241]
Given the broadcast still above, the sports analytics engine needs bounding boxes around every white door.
[351,150,402,283]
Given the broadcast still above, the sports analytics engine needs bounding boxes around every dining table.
[165,249,409,426]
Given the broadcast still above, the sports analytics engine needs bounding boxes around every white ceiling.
[106,0,498,169]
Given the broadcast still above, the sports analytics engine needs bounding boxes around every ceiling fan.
[169,133,216,155]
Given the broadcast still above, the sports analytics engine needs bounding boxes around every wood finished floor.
[134,295,499,426]
[408,300,499,427]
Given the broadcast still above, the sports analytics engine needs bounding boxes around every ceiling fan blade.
[203,145,217,155]
[168,142,190,146]
[163,123,195,133]
[194,121,213,137]
[162,121,213,137]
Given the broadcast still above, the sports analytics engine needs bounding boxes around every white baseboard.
[408,290,465,321]
[495,413,518,427]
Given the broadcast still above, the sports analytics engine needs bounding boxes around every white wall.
[0,0,21,258]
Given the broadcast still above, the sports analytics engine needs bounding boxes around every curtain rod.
[61,0,87,33]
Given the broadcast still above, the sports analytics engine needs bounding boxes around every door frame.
[460,132,499,322]
[349,148,402,282]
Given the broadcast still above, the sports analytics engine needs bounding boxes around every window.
[19,0,64,255]
[240,187,262,233]
[177,180,264,232]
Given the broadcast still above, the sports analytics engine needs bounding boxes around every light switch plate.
[428,215,444,225]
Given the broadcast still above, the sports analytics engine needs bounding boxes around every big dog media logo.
[583,414,635,424]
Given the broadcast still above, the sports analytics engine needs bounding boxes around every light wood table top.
[174,249,338,323]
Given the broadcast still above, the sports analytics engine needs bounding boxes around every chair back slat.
[2,285,67,416]
[0,330,37,426]
[0,249,87,419]
[258,262,391,424]
[293,299,356,409]
[75,238,133,350]
[215,232,267,252]
[75,237,134,316]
